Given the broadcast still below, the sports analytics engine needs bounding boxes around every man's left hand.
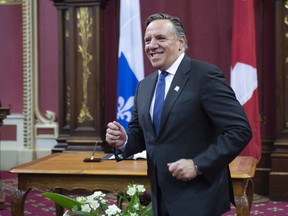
[167,159,198,181]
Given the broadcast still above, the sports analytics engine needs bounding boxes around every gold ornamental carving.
[285,0,288,128]
[285,16,288,38]
[77,7,93,124]
[65,11,69,38]
[22,0,58,145]
[66,86,71,122]
[0,0,21,4]
[286,1,288,38]
[285,1,288,64]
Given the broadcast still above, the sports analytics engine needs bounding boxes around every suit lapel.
[142,72,158,132]
[158,56,191,135]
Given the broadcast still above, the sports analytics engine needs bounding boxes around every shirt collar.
[158,53,185,76]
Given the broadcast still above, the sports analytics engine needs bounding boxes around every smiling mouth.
[151,52,164,57]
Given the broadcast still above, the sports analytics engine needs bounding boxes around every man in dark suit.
[106,13,252,216]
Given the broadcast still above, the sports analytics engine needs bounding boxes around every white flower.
[133,203,140,210]
[86,195,95,203]
[100,198,107,204]
[127,184,145,196]
[90,200,100,210]
[92,191,106,198]
[136,185,145,193]
[127,185,137,196]
[81,204,92,212]
[63,210,70,216]
[56,184,149,216]
[76,196,86,202]
[105,204,122,216]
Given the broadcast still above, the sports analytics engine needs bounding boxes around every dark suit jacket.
[119,55,252,216]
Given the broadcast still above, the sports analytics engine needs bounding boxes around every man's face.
[144,19,185,71]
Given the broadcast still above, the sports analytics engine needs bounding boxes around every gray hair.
[145,13,188,50]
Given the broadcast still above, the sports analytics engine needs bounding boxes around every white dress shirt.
[149,53,185,120]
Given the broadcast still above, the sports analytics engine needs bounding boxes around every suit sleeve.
[122,82,146,158]
[193,67,252,179]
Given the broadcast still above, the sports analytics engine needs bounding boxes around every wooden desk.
[229,156,257,216]
[10,153,256,216]
[10,153,150,216]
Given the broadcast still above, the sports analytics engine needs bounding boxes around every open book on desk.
[103,150,147,160]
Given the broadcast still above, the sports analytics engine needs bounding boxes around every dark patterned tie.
[153,71,169,134]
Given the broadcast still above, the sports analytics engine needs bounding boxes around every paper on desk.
[103,150,147,160]
[132,150,147,160]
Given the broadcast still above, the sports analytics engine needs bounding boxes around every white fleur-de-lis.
[117,96,134,122]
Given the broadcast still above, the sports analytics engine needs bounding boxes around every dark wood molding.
[254,138,274,195]
[270,0,288,200]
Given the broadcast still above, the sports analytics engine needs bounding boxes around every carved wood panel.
[52,0,108,151]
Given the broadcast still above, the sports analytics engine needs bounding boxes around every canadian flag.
[231,0,261,160]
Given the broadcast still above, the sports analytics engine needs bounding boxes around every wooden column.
[51,0,108,152]
[270,0,288,200]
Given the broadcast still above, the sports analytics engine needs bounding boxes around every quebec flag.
[116,0,144,130]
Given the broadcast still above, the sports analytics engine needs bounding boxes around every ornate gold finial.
[65,11,69,38]
[285,16,288,26]
[285,2,288,48]
[285,1,288,25]
[66,86,71,122]
[77,7,93,123]
[285,20,288,38]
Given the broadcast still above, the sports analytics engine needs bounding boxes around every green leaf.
[72,210,94,216]
[42,192,81,211]
[141,202,153,216]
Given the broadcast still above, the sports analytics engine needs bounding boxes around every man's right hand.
[105,121,127,148]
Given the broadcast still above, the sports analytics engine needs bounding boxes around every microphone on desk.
[83,142,102,162]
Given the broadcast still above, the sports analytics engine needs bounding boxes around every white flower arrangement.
[42,184,152,216]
